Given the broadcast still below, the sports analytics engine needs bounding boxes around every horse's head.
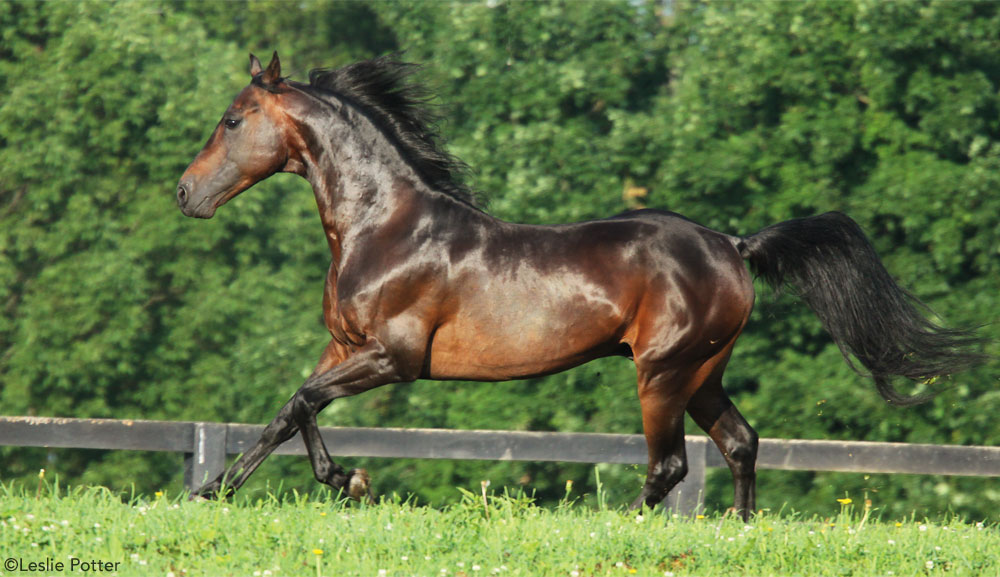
[177,52,300,218]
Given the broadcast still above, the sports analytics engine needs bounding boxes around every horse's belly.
[425,305,624,381]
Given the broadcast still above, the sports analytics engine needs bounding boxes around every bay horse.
[176,53,982,519]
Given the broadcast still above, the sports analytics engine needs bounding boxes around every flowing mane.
[304,55,482,208]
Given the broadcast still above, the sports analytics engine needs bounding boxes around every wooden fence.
[2,416,998,513]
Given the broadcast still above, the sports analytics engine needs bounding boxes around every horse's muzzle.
[175,179,217,219]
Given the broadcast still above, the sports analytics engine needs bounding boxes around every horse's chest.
[323,268,367,347]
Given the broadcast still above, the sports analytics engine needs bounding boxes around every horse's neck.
[306,146,486,265]
[298,115,401,251]
[295,104,491,263]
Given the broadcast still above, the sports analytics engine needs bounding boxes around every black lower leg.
[688,390,758,520]
[629,450,689,510]
[194,398,299,498]
[718,406,758,517]
[292,391,372,501]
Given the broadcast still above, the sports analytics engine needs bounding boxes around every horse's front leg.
[291,338,404,500]
[192,339,388,500]
[193,397,299,498]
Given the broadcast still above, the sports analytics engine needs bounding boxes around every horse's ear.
[249,53,263,77]
[261,51,282,86]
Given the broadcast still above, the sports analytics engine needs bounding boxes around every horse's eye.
[224,118,241,129]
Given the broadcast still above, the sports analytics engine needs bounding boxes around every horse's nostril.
[177,184,189,207]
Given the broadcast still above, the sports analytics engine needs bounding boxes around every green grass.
[1,481,997,577]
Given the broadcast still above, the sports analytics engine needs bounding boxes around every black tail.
[738,211,985,406]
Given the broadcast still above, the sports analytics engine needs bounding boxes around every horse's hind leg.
[629,339,745,512]
[629,366,694,510]
[687,374,758,521]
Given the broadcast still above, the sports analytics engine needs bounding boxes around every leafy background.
[1,0,997,519]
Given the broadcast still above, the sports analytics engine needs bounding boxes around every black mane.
[305,55,481,208]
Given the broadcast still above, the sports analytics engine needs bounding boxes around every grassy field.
[1,481,996,577]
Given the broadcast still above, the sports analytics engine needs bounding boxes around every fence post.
[184,422,227,493]
[665,436,706,516]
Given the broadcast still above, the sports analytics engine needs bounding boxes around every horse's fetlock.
[664,454,688,484]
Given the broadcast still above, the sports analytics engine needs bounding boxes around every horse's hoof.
[189,480,233,501]
[346,468,374,503]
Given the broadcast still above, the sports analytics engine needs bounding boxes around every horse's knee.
[291,390,316,424]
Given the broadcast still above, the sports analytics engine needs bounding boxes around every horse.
[176,52,983,519]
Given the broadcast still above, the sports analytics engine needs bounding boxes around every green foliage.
[1,0,997,520]
[3,484,998,576]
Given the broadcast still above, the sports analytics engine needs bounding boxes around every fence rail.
[2,416,998,513]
